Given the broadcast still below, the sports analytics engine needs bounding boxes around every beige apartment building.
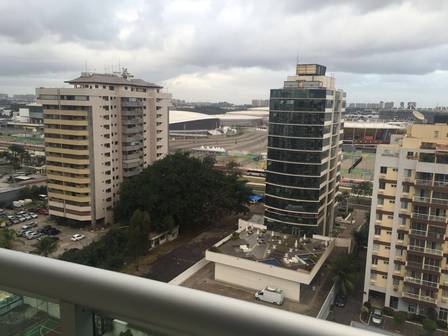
[36,70,170,225]
[364,123,448,320]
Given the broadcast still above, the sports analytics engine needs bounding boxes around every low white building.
[206,219,337,301]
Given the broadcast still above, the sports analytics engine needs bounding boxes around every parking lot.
[1,208,106,257]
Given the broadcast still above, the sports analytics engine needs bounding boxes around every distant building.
[407,102,417,110]
[264,64,344,236]
[385,102,394,109]
[343,121,407,145]
[37,70,170,225]
[364,123,448,319]
[400,102,405,109]
[0,93,8,100]
[12,94,35,102]
[379,101,385,109]
[251,99,269,108]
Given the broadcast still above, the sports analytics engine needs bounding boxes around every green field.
[22,318,61,336]
[340,151,376,180]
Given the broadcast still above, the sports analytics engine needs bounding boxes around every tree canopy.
[114,152,251,232]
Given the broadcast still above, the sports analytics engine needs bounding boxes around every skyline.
[1,0,448,105]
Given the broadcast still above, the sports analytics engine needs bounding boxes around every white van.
[255,287,284,305]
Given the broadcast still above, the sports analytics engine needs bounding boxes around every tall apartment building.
[364,124,448,319]
[37,70,170,225]
[264,64,345,236]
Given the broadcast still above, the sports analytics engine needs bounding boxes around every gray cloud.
[0,0,448,104]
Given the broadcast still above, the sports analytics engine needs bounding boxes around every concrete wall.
[316,283,336,319]
[215,263,300,301]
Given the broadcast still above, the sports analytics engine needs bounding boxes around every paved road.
[144,215,242,282]
[170,128,267,154]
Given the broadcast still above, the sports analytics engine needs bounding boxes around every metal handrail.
[415,179,433,186]
[0,249,380,336]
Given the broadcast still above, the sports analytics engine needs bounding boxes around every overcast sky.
[0,0,448,106]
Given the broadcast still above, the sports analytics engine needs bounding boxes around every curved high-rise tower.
[264,64,345,236]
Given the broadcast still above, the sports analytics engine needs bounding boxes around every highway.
[169,128,268,154]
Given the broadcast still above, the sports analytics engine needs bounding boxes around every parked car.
[12,219,19,225]
[16,211,26,216]
[71,234,85,242]
[30,213,38,219]
[255,287,284,305]
[371,309,383,325]
[334,294,347,308]
[37,208,49,215]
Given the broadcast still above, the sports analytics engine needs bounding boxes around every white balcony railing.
[0,249,382,336]
[415,179,433,186]
[423,264,441,272]
[409,229,427,237]
[413,196,430,203]
[402,291,437,304]
[408,245,443,256]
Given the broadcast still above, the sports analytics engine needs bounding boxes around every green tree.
[0,228,24,249]
[423,319,437,335]
[115,152,251,232]
[33,237,58,257]
[393,311,407,329]
[328,254,358,296]
[352,181,373,196]
[126,209,151,267]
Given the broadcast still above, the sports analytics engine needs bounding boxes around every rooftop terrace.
[214,226,330,272]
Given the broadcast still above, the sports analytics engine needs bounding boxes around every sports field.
[340,151,376,181]
[22,318,61,336]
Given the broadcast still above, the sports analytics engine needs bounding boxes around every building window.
[376,213,383,220]
[378,198,384,205]
[403,184,410,193]
[408,304,416,314]
[372,256,378,265]
[390,296,398,309]
[393,277,400,285]
[394,264,401,272]
[379,181,386,189]
[397,232,404,240]
[401,200,408,209]
[400,217,407,225]
[404,169,412,177]
[370,273,377,280]
[440,308,448,322]
[375,227,381,235]
[396,248,403,256]
[373,244,379,251]
[380,167,387,174]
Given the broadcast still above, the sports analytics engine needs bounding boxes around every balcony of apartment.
[48,191,90,203]
[47,183,91,194]
[0,249,381,336]
[407,245,443,257]
[122,118,143,126]
[403,276,439,289]
[411,212,447,226]
[402,291,437,305]
[415,179,433,187]
[45,137,89,146]
[121,100,145,107]
[44,118,88,126]
[43,109,88,117]
[47,174,90,184]
[44,128,88,137]
[122,126,143,135]
[46,146,89,156]
[46,155,90,165]
[45,165,90,175]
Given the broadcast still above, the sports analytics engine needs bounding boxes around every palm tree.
[328,254,358,295]
[33,237,58,257]
[0,228,24,249]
